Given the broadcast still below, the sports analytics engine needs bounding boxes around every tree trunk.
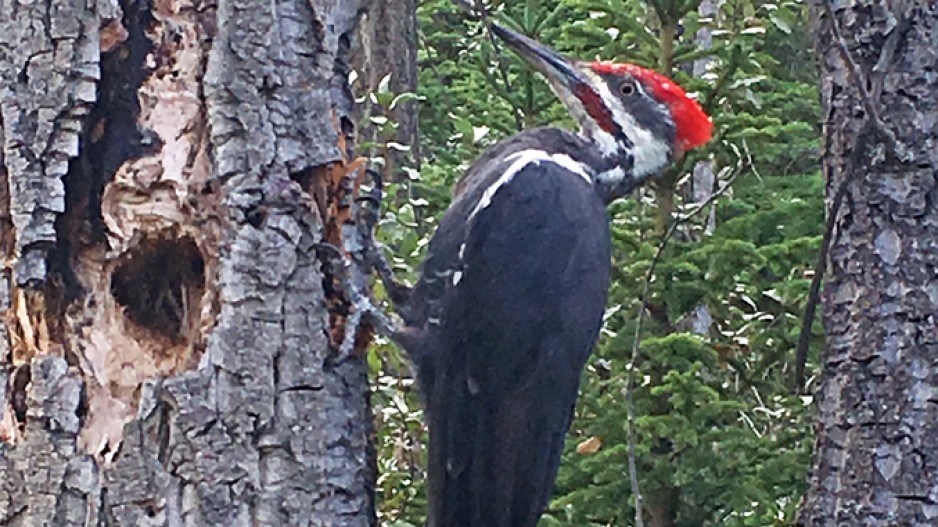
[353,0,420,180]
[0,0,375,525]
[675,0,718,338]
[798,2,937,525]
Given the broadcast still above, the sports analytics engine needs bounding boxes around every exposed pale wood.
[0,0,374,524]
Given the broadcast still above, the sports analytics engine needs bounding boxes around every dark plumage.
[430,167,609,524]
[409,132,611,526]
[348,22,713,527]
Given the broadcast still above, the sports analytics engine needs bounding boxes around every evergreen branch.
[453,0,525,130]
[626,147,747,527]
[701,43,740,114]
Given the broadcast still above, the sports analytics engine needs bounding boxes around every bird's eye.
[619,81,636,96]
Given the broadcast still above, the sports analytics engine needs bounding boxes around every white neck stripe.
[469,150,592,220]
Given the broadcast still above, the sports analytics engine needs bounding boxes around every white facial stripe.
[545,75,619,157]
[582,69,672,179]
[546,153,594,184]
[469,149,592,220]
[632,78,649,97]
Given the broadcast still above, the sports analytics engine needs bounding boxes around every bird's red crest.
[590,62,713,153]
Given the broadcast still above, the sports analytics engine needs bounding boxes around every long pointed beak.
[491,24,589,91]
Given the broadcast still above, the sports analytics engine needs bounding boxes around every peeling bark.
[0,0,374,524]
[797,2,938,525]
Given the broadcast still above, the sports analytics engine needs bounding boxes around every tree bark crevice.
[798,2,938,525]
[0,0,105,288]
[1,0,374,524]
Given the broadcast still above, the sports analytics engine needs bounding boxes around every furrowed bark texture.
[0,0,374,524]
[798,1,938,525]
[0,0,107,288]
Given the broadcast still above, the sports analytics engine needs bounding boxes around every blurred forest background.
[357,0,822,525]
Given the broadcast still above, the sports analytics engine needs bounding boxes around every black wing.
[424,158,611,527]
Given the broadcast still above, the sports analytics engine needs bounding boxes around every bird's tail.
[425,376,575,527]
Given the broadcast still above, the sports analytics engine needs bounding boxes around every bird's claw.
[354,169,384,239]
[315,238,399,358]
[346,168,409,303]
[316,242,377,356]
[321,165,407,357]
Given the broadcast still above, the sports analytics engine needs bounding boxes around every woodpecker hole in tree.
[110,236,206,340]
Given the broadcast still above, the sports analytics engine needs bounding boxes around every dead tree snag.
[0,0,375,524]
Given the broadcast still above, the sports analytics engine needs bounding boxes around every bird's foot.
[316,242,401,357]
[349,169,412,304]
[353,168,383,238]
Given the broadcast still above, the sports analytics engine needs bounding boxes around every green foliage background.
[357,1,823,525]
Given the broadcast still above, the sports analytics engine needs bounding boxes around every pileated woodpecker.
[336,22,712,527]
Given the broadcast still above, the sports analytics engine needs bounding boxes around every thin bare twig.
[793,123,872,392]
[793,1,910,392]
[820,1,908,160]
[626,148,747,527]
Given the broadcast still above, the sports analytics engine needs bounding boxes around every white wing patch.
[469,149,592,221]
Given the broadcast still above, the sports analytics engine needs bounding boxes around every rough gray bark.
[0,0,375,525]
[797,1,938,525]
[0,0,106,288]
[353,0,420,179]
